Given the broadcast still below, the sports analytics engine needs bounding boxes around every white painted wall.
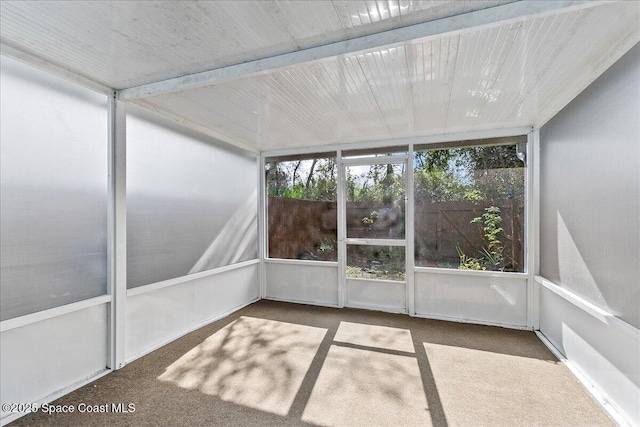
[126,262,259,362]
[346,278,406,313]
[538,280,639,425]
[415,269,528,328]
[0,302,109,424]
[539,44,640,329]
[265,260,339,307]
[538,44,640,426]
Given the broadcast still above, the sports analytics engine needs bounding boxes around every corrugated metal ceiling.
[1,1,639,152]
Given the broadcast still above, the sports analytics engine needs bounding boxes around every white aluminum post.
[107,94,127,369]
[407,145,415,316]
[529,129,541,329]
[337,150,346,308]
[258,154,267,298]
[526,129,540,330]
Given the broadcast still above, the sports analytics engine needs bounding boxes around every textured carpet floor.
[11,300,613,426]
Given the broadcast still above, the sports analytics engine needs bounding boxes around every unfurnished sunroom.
[0,1,639,426]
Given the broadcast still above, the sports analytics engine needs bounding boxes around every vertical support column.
[336,150,346,308]
[258,153,267,298]
[406,145,415,316]
[526,129,540,330]
[107,94,126,369]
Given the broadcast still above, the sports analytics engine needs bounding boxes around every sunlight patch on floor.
[423,342,614,426]
[301,345,430,426]
[157,316,326,416]
[334,321,415,353]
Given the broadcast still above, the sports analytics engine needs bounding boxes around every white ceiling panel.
[0,0,513,89]
[1,1,638,152]
[139,2,639,151]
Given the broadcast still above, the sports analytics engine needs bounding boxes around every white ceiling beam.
[119,0,611,101]
[261,126,534,158]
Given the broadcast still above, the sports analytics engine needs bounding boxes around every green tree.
[266,158,337,201]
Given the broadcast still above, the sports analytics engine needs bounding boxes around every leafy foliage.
[459,206,508,271]
[456,245,486,271]
[414,145,525,203]
[347,163,404,203]
[266,158,337,201]
[346,246,405,281]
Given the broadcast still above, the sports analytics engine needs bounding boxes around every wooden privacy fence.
[268,197,524,270]
[268,197,338,261]
[414,199,524,271]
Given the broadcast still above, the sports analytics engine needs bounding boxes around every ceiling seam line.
[329,0,349,39]
[480,22,523,123]
[264,4,301,51]
[355,54,394,139]
[403,44,418,133]
[443,35,462,130]
[515,8,592,118]
[471,24,512,121]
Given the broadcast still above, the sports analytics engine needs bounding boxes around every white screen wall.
[539,44,640,329]
[126,106,258,288]
[0,56,108,321]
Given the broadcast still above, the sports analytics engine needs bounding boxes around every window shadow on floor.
[10,300,613,427]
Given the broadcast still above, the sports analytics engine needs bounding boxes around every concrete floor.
[11,300,613,426]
